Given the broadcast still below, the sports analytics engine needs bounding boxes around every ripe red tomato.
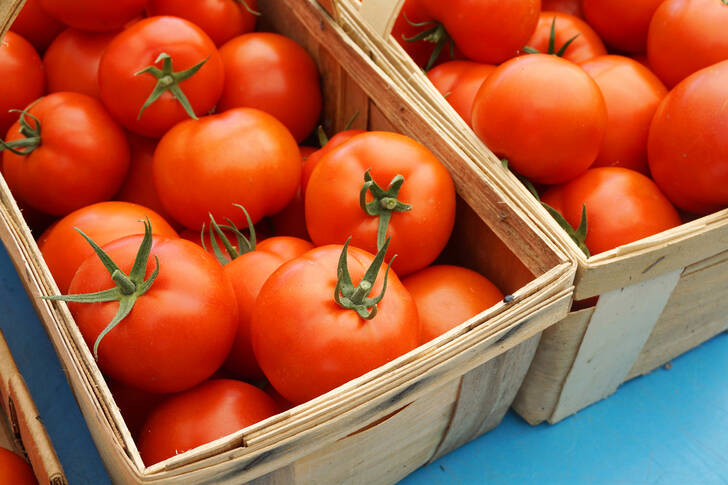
[251,243,419,404]
[523,12,606,64]
[147,0,259,47]
[581,55,667,174]
[582,0,664,53]
[647,0,728,88]
[98,16,224,138]
[0,448,36,485]
[38,0,147,32]
[108,379,166,439]
[269,146,317,239]
[154,108,301,230]
[541,0,583,18]
[300,129,366,192]
[66,232,238,393]
[403,265,503,344]
[472,54,606,185]
[426,61,495,128]
[139,379,280,465]
[38,201,178,292]
[217,33,322,143]
[305,132,456,277]
[44,28,117,99]
[648,60,728,214]
[2,92,130,216]
[9,0,64,52]
[541,167,681,255]
[223,236,313,379]
[0,31,44,136]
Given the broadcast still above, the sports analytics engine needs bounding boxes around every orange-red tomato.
[301,129,366,192]
[0,31,44,136]
[38,201,178,292]
[426,61,495,128]
[647,0,728,88]
[541,167,681,255]
[0,448,36,485]
[472,54,606,184]
[147,0,258,47]
[139,379,280,465]
[44,28,116,99]
[581,55,667,174]
[2,92,130,216]
[582,0,664,53]
[523,12,606,64]
[648,60,728,214]
[541,0,583,18]
[217,33,322,143]
[39,0,147,32]
[269,146,319,239]
[251,244,420,404]
[153,108,301,230]
[9,0,64,52]
[403,265,503,344]
[108,379,167,439]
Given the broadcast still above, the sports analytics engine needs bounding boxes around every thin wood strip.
[358,0,403,37]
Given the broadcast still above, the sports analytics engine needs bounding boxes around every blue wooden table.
[0,242,725,485]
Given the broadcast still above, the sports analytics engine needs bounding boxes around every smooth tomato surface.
[582,0,664,53]
[541,167,681,255]
[68,235,238,393]
[300,129,366,192]
[154,108,301,230]
[392,0,462,69]
[139,379,280,465]
[251,244,419,404]
[648,60,728,214]
[472,54,606,184]
[9,0,64,51]
[39,0,147,31]
[0,448,36,485]
[305,132,456,276]
[38,201,178,292]
[217,33,322,142]
[2,92,130,216]
[426,61,495,128]
[524,12,606,64]
[98,16,224,138]
[581,55,667,174]
[541,0,582,18]
[0,31,44,136]
[403,265,503,344]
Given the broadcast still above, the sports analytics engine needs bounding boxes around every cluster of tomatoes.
[1,0,509,468]
[398,0,728,256]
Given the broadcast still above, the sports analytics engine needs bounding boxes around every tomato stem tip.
[359,169,412,251]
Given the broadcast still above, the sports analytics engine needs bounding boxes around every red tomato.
[647,0,728,88]
[301,129,366,192]
[154,108,301,230]
[523,12,606,64]
[541,0,583,18]
[403,265,503,344]
[2,92,130,216]
[139,379,280,465]
[472,54,606,185]
[9,0,64,52]
[581,55,667,174]
[38,201,178,292]
[147,0,258,47]
[251,243,419,404]
[582,0,664,53]
[44,28,116,99]
[426,61,495,128]
[108,379,167,439]
[305,132,456,277]
[217,33,322,143]
[541,167,681,255]
[98,16,224,138]
[0,448,36,485]
[179,223,271,261]
[299,145,317,159]
[38,0,147,32]
[648,60,728,214]
[0,31,44,136]
[223,236,313,379]
[67,233,238,393]
[269,146,315,239]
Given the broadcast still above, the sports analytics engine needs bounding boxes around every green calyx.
[202,204,257,265]
[522,17,580,58]
[41,219,160,360]
[134,52,208,121]
[402,14,456,71]
[359,169,412,251]
[0,108,42,156]
[334,237,395,319]
[235,0,262,15]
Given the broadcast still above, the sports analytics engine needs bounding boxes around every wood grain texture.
[358,0,403,37]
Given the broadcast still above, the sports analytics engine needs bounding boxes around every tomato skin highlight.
[39,0,147,32]
[9,0,65,52]
[523,12,606,64]
[139,379,280,465]
[647,60,728,215]
[251,244,420,404]
[582,0,664,54]
[472,54,607,185]
[426,61,495,128]
[0,31,44,136]
[0,448,37,485]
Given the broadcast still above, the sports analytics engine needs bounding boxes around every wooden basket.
[0,0,574,483]
[0,329,66,485]
[328,0,728,424]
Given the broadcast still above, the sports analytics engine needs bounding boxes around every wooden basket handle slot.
[0,0,25,38]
